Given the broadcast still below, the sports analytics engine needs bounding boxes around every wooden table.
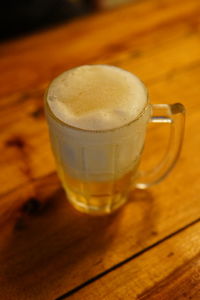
[1,0,200,299]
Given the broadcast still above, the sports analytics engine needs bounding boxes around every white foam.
[47,65,147,130]
[46,65,150,181]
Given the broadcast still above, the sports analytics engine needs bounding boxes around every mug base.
[65,186,128,215]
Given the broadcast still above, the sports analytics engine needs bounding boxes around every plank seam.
[55,216,200,300]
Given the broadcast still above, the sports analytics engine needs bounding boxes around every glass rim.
[44,65,150,133]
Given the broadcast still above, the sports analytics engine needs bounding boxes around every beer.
[45,65,150,214]
[55,155,140,213]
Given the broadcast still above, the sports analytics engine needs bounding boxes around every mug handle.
[135,103,185,189]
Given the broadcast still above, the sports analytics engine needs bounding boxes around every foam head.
[47,65,147,130]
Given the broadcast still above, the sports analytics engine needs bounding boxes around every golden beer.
[56,158,140,213]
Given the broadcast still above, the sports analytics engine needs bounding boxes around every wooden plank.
[0,0,200,299]
[0,113,55,195]
[0,115,200,300]
[0,0,199,196]
[1,29,200,111]
[0,56,199,196]
[1,26,200,299]
[0,0,199,198]
[67,221,200,300]
[0,0,199,99]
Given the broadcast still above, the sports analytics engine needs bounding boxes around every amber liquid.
[57,161,139,214]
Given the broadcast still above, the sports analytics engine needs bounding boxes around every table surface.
[1,0,200,299]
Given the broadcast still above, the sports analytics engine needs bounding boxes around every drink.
[56,156,140,213]
[45,65,150,214]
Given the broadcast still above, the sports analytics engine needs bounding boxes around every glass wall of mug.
[45,101,151,214]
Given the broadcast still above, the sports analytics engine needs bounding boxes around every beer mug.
[45,65,185,214]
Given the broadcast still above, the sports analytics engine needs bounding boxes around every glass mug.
[45,65,185,214]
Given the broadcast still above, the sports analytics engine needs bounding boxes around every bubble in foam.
[47,65,147,130]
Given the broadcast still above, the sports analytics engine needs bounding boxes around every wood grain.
[68,220,200,300]
[1,14,200,196]
[0,0,199,99]
[1,174,200,300]
[0,0,200,299]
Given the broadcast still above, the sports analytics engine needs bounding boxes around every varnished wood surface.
[0,0,200,299]
[69,221,200,300]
